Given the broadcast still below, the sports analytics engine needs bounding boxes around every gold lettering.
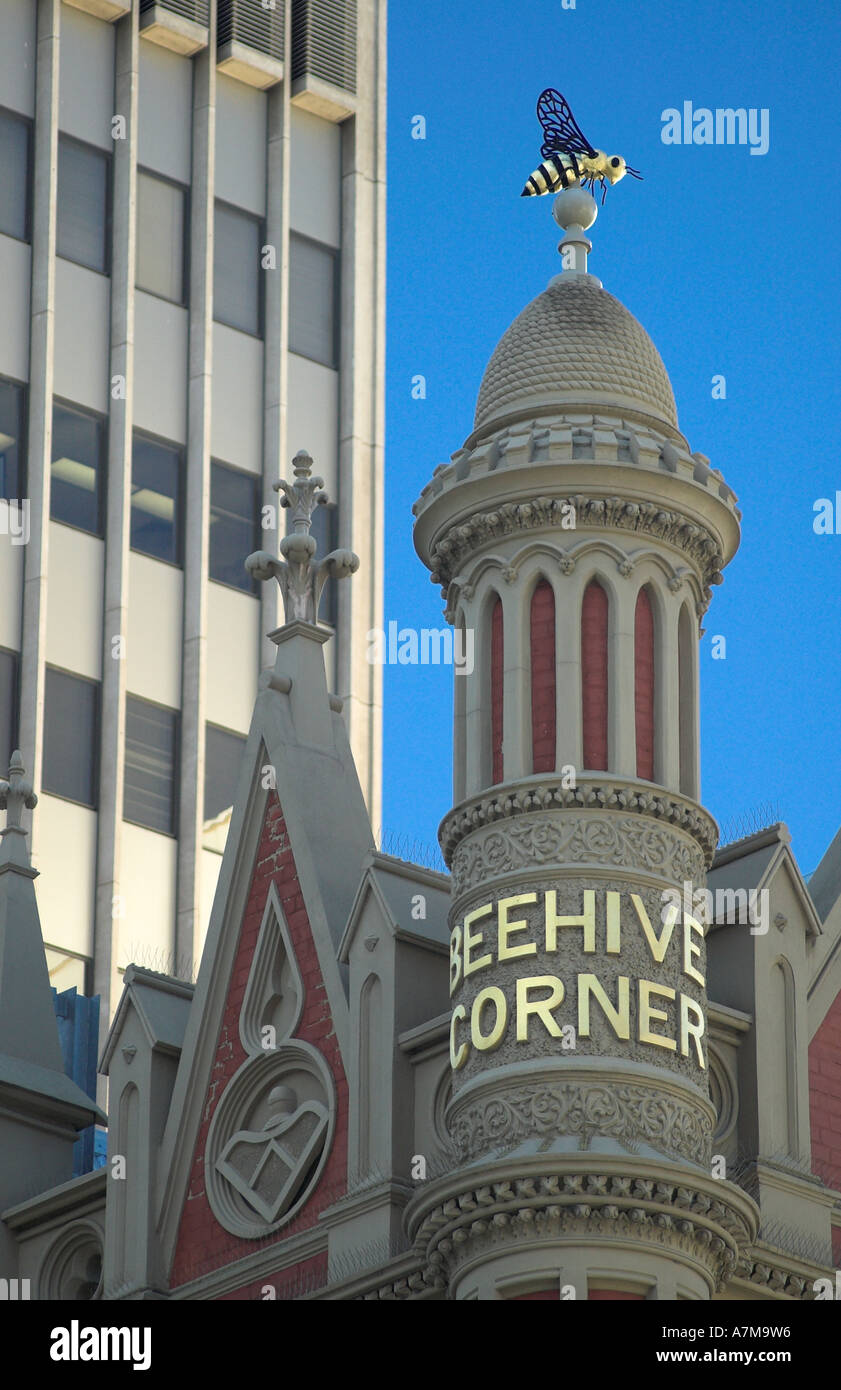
[546,890,596,953]
[682,913,705,987]
[605,891,622,954]
[449,924,462,997]
[639,979,677,1051]
[577,973,630,1040]
[680,994,706,1068]
[516,975,565,1042]
[463,903,493,979]
[450,1004,468,1070]
[498,893,538,961]
[471,986,507,1052]
[632,894,678,963]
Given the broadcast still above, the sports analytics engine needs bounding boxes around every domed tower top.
[474,190,678,440]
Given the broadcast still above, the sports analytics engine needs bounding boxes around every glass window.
[51,403,105,535]
[0,648,18,771]
[0,108,30,242]
[124,695,178,834]
[213,201,262,336]
[308,499,338,625]
[131,434,183,565]
[137,170,187,304]
[43,667,99,807]
[57,136,109,273]
[289,232,337,368]
[204,723,247,822]
[209,461,259,592]
[0,378,26,500]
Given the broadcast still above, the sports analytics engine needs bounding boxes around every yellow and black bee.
[522,88,642,204]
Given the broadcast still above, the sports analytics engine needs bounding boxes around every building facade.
[0,0,385,1036]
[2,186,841,1302]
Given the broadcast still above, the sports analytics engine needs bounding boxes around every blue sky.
[381,0,841,878]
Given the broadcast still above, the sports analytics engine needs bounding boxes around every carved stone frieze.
[440,778,718,869]
[429,495,725,594]
[451,811,707,895]
[447,1080,713,1168]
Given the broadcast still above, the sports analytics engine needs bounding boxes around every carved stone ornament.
[447,1080,713,1167]
[440,778,718,870]
[451,811,707,895]
[428,495,725,597]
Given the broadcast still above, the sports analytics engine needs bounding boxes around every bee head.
[605,155,627,185]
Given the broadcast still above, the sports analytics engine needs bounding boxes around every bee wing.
[536,88,597,159]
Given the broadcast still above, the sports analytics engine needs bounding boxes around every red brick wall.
[531,581,556,775]
[581,580,608,771]
[491,597,503,784]
[168,793,348,1291]
[634,587,655,781]
[809,990,841,1224]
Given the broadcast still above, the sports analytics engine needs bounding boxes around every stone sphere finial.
[553,186,598,231]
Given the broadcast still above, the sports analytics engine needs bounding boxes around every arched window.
[678,604,696,796]
[490,597,503,783]
[453,616,467,802]
[634,587,655,781]
[581,580,608,770]
[531,580,556,774]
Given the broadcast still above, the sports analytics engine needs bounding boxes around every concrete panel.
[58,4,115,149]
[118,822,177,973]
[206,583,259,732]
[134,292,188,444]
[0,0,36,117]
[0,237,31,383]
[199,846,223,951]
[210,324,263,472]
[34,795,97,958]
[54,259,110,413]
[290,107,340,248]
[126,552,182,708]
[45,521,104,680]
[137,42,192,184]
[0,526,23,650]
[215,74,267,216]
[288,352,338,494]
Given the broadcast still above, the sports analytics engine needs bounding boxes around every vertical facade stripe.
[19,0,60,841]
[634,587,655,781]
[530,580,555,774]
[490,597,503,784]
[176,15,217,973]
[94,4,139,1043]
[581,580,608,771]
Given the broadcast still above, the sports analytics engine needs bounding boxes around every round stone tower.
[409,191,757,1301]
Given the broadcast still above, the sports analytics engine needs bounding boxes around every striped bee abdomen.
[520,151,580,197]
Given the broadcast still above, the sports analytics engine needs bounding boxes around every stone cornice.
[439,776,719,870]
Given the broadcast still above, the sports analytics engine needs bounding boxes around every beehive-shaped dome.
[474,274,678,435]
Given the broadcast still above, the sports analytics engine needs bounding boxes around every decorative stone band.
[404,1158,758,1295]
[450,808,708,896]
[447,1072,715,1169]
[428,496,725,599]
[439,777,719,871]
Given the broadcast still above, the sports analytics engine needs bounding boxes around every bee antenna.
[626,167,643,180]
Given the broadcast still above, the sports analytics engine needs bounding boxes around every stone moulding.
[428,495,726,599]
[439,778,719,870]
[447,1079,714,1169]
[450,810,707,894]
[404,1163,758,1294]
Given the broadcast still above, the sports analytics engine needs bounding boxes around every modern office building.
[0,0,386,1031]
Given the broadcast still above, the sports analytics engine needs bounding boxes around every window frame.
[0,105,33,245]
[50,397,108,538]
[0,373,28,502]
[0,645,20,773]
[42,664,101,810]
[204,720,248,824]
[135,165,190,307]
[213,197,265,339]
[289,229,340,370]
[56,132,112,276]
[123,692,180,837]
[209,458,261,595]
[130,427,185,569]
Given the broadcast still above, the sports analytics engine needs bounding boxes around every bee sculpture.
[522,88,642,204]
